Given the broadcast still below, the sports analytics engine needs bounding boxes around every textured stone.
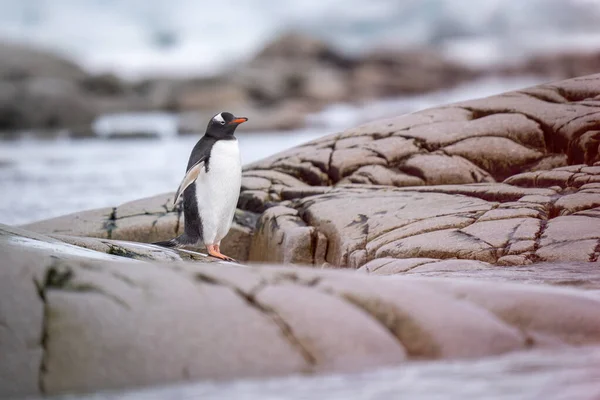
[249,206,315,264]
[21,207,116,239]
[0,240,44,397]
[21,195,258,262]
[242,166,600,268]
[41,263,308,394]
[4,222,600,397]
[400,153,494,185]
[443,136,543,180]
[255,284,407,372]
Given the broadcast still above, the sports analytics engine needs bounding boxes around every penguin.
[153,111,247,262]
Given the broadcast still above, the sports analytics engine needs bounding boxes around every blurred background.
[1,0,600,225]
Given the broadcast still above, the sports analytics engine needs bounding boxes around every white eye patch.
[213,113,225,124]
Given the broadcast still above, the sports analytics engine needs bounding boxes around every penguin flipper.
[173,160,205,205]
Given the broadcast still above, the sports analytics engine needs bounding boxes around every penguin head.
[206,112,248,139]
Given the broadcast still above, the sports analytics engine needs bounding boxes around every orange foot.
[207,244,237,262]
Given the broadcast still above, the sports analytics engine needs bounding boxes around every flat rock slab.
[358,259,600,292]
[2,225,600,397]
[21,194,259,262]
[30,345,600,400]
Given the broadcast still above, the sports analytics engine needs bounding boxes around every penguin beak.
[229,117,248,125]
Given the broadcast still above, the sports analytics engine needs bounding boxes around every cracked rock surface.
[236,74,600,269]
[2,224,600,397]
[21,193,259,262]
[5,74,600,397]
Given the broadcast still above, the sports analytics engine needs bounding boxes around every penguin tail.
[152,234,197,249]
[152,238,179,248]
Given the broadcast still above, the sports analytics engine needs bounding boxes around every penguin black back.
[153,111,248,261]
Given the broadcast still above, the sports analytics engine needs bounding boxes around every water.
[0,129,328,226]
[0,76,548,226]
[0,0,599,78]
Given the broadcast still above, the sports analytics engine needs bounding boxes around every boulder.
[240,74,600,266]
[2,223,600,397]
[21,74,600,269]
[5,73,600,398]
[0,78,97,133]
[0,41,86,81]
[22,193,258,263]
[0,42,94,133]
[501,50,600,81]
[351,48,477,98]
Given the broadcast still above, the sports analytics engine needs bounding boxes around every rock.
[246,169,600,268]
[359,259,600,290]
[0,42,156,136]
[0,41,86,81]
[239,74,600,267]
[231,32,354,109]
[0,42,113,134]
[351,48,477,98]
[179,100,312,133]
[253,32,349,66]
[172,79,250,112]
[0,78,97,133]
[6,72,600,398]
[0,42,154,135]
[80,73,127,96]
[21,206,117,239]
[22,193,258,262]
[30,345,600,398]
[3,222,600,397]
[502,50,600,81]
[248,205,319,265]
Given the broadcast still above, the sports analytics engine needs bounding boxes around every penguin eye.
[219,120,226,125]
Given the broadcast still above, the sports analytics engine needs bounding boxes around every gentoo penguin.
[154,111,247,261]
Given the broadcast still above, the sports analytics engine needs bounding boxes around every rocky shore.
[2,74,600,398]
[2,33,600,137]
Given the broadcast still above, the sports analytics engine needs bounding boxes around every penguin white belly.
[194,139,241,245]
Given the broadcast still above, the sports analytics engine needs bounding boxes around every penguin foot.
[207,244,237,262]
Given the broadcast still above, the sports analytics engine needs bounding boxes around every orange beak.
[229,117,248,125]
